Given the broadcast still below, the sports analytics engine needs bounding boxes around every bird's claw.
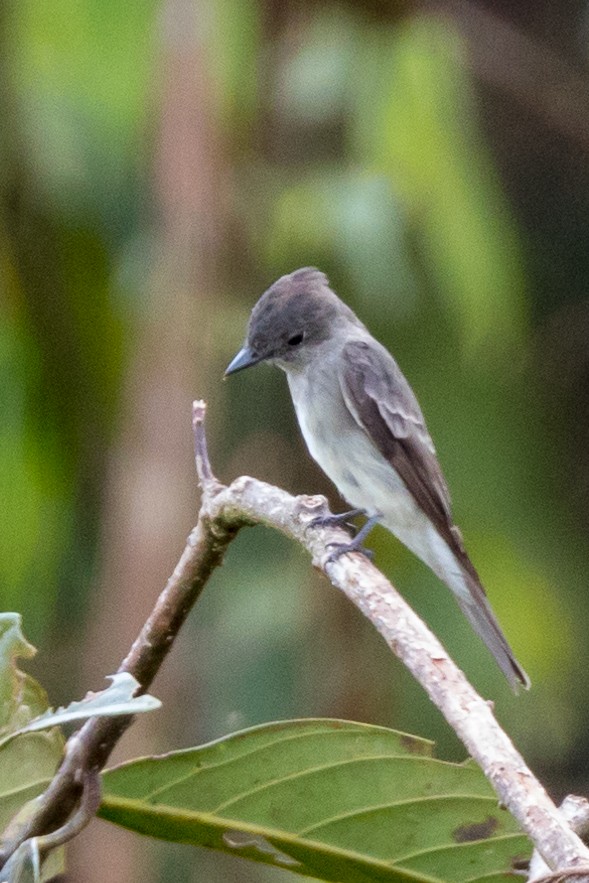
[325,540,375,563]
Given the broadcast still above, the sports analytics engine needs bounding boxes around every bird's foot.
[325,515,380,563]
[326,539,374,562]
[309,508,366,532]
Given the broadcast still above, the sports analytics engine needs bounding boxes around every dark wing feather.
[340,339,458,551]
[339,339,530,691]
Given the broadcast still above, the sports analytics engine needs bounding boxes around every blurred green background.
[2,0,589,880]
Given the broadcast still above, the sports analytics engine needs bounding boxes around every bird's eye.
[288,333,304,346]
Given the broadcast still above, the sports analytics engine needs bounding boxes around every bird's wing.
[340,339,530,691]
[339,338,456,544]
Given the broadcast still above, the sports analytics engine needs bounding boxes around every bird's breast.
[286,368,416,525]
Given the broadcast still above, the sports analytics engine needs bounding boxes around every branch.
[529,798,589,882]
[193,402,589,879]
[0,404,244,866]
[1,399,588,881]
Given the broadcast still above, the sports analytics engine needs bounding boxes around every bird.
[225,267,529,691]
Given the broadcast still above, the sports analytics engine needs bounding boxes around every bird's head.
[225,267,358,375]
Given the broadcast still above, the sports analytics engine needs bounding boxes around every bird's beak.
[224,345,261,376]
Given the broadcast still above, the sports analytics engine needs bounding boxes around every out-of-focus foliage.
[9,0,156,223]
[359,18,528,351]
[2,0,589,880]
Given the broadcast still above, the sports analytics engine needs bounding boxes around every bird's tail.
[414,524,529,691]
[388,518,530,690]
[451,561,530,692]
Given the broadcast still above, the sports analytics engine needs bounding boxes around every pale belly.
[286,369,419,529]
[285,367,468,597]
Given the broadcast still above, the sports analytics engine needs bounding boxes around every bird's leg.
[309,508,366,531]
[325,515,380,562]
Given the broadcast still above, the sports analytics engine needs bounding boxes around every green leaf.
[0,613,54,736]
[2,672,161,747]
[100,719,530,882]
[0,615,64,881]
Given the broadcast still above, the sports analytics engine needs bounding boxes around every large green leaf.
[100,719,530,882]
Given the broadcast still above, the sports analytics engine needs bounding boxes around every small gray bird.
[225,267,529,690]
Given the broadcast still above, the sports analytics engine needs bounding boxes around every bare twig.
[0,406,242,866]
[1,399,588,881]
[35,770,102,855]
[0,771,102,881]
[193,400,214,484]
